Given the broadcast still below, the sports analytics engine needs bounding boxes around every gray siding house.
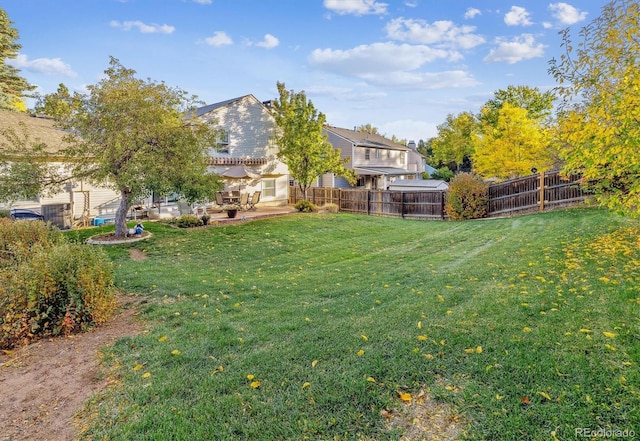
[322,125,422,190]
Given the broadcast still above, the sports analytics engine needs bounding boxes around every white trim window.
[216,129,230,153]
[262,178,276,198]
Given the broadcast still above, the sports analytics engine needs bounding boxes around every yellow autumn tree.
[549,0,640,216]
[473,103,553,180]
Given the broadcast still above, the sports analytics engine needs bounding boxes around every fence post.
[539,171,545,212]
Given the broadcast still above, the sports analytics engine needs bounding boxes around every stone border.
[86,232,152,245]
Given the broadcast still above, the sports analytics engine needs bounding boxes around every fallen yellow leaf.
[171,349,181,355]
[397,391,412,403]
[311,359,318,368]
[302,382,311,389]
[250,381,261,388]
[357,349,365,356]
[246,374,255,380]
[417,335,428,341]
[537,391,551,401]
[142,372,151,378]
[366,376,377,383]
[158,336,167,342]
[603,331,618,338]
[133,364,143,371]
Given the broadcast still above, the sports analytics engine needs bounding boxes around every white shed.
[387,179,449,191]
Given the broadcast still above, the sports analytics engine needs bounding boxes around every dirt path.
[0,295,144,441]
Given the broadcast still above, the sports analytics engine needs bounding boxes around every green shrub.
[0,220,116,348]
[430,166,455,182]
[295,200,318,213]
[175,214,203,228]
[0,209,9,218]
[445,172,489,220]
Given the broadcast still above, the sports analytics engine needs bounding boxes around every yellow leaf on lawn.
[523,327,532,332]
[397,391,412,403]
[579,328,592,333]
[417,321,422,329]
[475,346,483,353]
[605,344,617,351]
[250,381,261,388]
[357,349,365,357]
[366,377,377,383]
[465,348,475,354]
[537,391,551,401]
[361,334,368,341]
[133,364,143,371]
[246,374,255,380]
[171,349,181,355]
[417,335,428,341]
[302,382,311,389]
[158,336,168,342]
[142,372,151,378]
[603,331,618,338]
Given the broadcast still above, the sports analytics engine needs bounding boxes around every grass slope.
[74,208,639,440]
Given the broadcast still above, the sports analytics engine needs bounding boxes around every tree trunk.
[114,188,131,238]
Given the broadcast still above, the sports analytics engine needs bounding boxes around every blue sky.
[5,0,608,142]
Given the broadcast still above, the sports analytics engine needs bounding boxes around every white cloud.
[193,0,212,4]
[323,0,388,16]
[309,42,452,76]
[110,20,175,34]
[504,6,533,26]
[385,18,485,50]
[464,8,481,19]
[308,42,478,91]
[8,54,77,77]
[204,31,233,47]
[255,34,280,49]
[548,3,588,25]
[360,70,479,90]
[483,34,546,64]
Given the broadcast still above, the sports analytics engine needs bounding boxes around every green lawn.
[72,208,639,440]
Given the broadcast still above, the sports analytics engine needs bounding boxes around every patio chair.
[248,191,261,210]
[214,192,225,212]
[239,192,249,210]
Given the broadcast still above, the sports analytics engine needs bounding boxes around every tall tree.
[356,124,381,135]
[44,57,220,237]
[271,82,354,200]
[431,111,477,172]
[0,8,35,111]
[479,85,555,128]
[473,103,553,180]
[549,0,640,216]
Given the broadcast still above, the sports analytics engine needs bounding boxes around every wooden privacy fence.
[289,170,587,220]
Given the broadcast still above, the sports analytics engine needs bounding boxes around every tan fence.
[289,170,587,220]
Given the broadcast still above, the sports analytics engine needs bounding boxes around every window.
[375,149,381,158]
[216,129,230,153]
[400,152,406,163]
[262,178,276,198]
[364,148,370,160]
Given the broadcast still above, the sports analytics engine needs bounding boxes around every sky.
[4,0,609,143]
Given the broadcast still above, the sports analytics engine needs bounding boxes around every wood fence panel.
[289,170,585,220]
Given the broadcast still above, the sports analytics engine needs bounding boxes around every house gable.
[195,95,277,164]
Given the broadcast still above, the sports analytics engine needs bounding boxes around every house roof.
[388,179,449,189]
[0,110,68,153]
[355,166,412,176]
[194,94,269,117]
[324,125,410,151]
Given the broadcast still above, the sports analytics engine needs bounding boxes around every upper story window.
[216,129,230,153]
[400,152,406,163]
[375,149,381,159]
[364,148,370,160]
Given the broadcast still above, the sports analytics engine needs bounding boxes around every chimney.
[407,140,417,150]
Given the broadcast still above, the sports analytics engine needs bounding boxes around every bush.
[0,220,116,348]
[175,214,203,228]
[295,200,318,213]
[445,172,489,220]
[321,203,339,213]
[0,209,9,218]
[430,166,455,182]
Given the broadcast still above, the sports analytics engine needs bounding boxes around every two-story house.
[321,125,422,190]
[194,95,289,206]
